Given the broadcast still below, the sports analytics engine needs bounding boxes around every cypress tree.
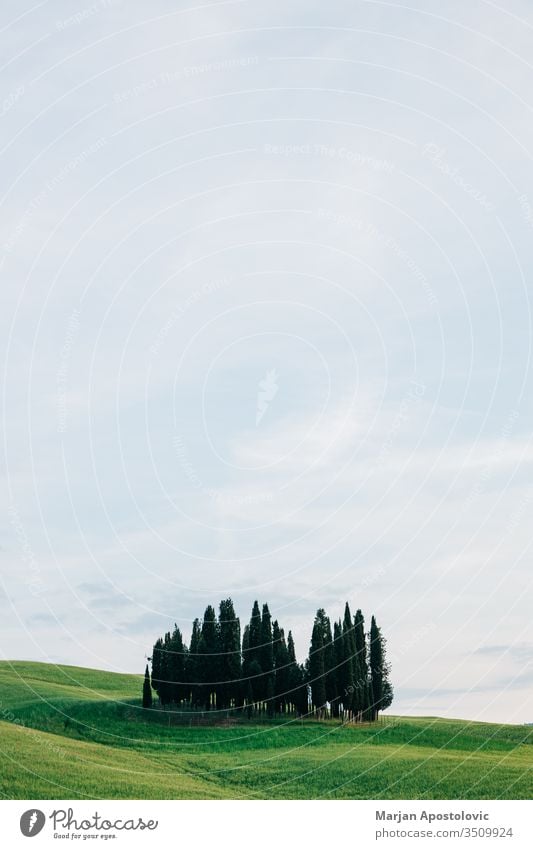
[247,659,263,716]
[319,610,335,718]
[308,608,336,718]
[246,679,254,719]
[331,620,343,718]
[309,613,327,716]
[364,679,374,722]
[218,598,241,711]
[287,630,297,664]
[381,677,394,713]
[286,630,300,714]
[345,603,362,720]
[242,624,250,655]
[248,601,262,667]
[187,618,201,708]
[151,637,163,701]
[260,604,274,670]
[272,620,282,711]
[296,663,310,716]
[266,676,275,717]
[369,615,382,720]
[142,664,152,708]
[341,605,356,720]
[241,624,250,709]
[169,624,186,705]
[242,601,263,709]
[354,609,368,721]
[260,603,274,708]
[159,631,172,707]
[199,605,219,711]
[273,621,290,714]
[369,615,393,720]
[242,602,261,682]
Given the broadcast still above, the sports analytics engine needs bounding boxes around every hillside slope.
[0,661,531,799]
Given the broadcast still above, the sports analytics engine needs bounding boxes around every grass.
[0,661,531,799]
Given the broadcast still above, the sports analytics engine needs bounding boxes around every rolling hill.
[0,661,531,799]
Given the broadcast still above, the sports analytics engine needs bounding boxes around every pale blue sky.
[1,0,533,723]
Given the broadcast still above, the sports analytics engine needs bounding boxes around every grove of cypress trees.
[147,600,392,722]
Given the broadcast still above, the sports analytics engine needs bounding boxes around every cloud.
[475,643,533,663]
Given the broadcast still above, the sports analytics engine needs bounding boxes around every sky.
[1,0,533,724]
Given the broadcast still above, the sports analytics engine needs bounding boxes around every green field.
[0,661,531,799]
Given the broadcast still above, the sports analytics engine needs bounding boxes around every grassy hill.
[0,661,531,799]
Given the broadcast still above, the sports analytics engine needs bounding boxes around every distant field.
[0,661,531,799]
